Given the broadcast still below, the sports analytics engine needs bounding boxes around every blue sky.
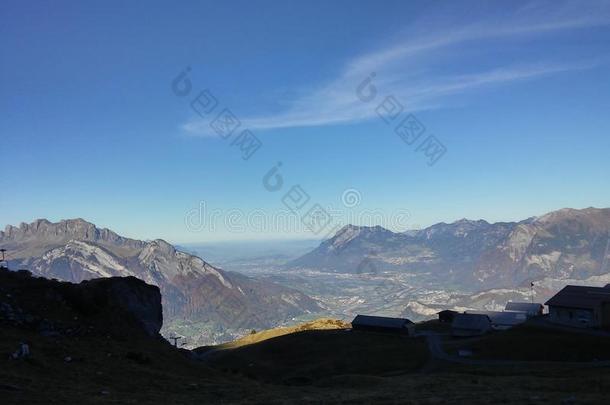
[1,0,610,242]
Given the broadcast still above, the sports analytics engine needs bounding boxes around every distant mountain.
[0,219,321,345]
[288,208,610,290]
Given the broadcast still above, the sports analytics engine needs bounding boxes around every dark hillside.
[0,268,162,339]
[0,268,271,404]
[444,323,610,362]
[204,329,430,384]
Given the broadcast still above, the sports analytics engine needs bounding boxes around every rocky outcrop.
[0,218,322,345]
[0,267,163,338]
[78,277,162,337]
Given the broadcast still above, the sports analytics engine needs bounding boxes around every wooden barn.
[545,285,610,329]
[466,310,527,330]
[451,313,492,337]
[437,309,458,323]
[351,315,414,335]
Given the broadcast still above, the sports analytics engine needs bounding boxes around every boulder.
[79,277,163,337]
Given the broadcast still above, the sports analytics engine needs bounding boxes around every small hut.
[437,309,458,323]
[466,310,527,330]
[451,313,492,337]
[351,315,414,335]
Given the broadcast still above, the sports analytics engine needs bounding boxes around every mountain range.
[3,207,610,343]
[0,218,321,345]
[289,207,610,290]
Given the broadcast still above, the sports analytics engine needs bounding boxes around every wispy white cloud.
[183,0,610,136]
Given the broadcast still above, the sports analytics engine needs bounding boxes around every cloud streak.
[183,1,610,136]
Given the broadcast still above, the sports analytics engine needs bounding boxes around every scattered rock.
[9,342,30,359]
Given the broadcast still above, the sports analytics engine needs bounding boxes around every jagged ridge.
[289,207,610,289]
[0,218,322,346]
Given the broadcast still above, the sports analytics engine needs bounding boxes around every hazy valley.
[189,207,610,329]
[3,207,608,347]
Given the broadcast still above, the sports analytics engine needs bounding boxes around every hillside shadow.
[201,329,429,386]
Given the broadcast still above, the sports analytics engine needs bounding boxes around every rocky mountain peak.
[290,207,610,288]
[533,207,610,235]
[328,225,363,250]
[2,218,96,240]
[536,207,607,223]
[536,208,579,223]
[0,218,146,258]
[1,218,322,347]
[144,239,177,256]
[419,218,491,239]
[328,224,395,250]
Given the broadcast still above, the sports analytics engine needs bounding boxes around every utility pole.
[601,236,610,274]
[169,336,182,347]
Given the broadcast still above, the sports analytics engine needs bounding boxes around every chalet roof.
[545,285,610,310]
[351,315,413,329]
[452,313,491,330]
[466,310,527,326]
[504,302,543,314]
